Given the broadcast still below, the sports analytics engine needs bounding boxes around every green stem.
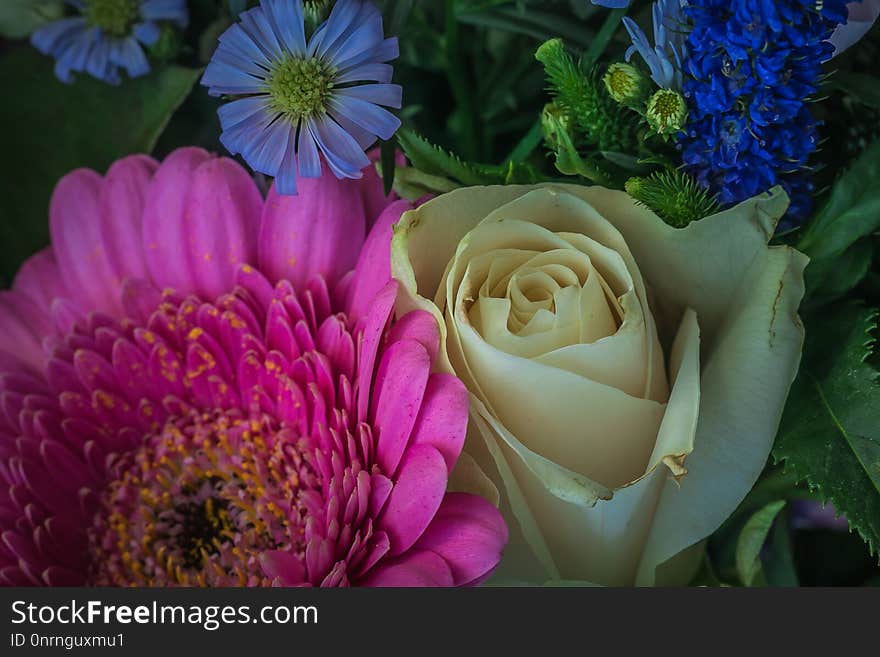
[584,8,628,64]
[505,119,543,164]
[445,0,480,160]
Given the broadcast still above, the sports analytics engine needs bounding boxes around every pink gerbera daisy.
[0,148,507,587]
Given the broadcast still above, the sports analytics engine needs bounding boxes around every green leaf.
[0,0,62,39]
[504,119,543,164]
[388,166,460,200]
[379,138,397,196]
[763,512,799,587]
[227,0,248,16]
[600,151,648,172]
[803,239,873,305]
[0,47,200,280]
[583,7,627,64]
[688,553,730,587]
[735,500,786,586]
[797,139,880,261]
[396,128,490,186]
[773,302,880,556]
[827,72,880,110]
[457,6,597,51]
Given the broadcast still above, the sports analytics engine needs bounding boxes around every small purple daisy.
[202,0,402,195]
[31,0,188,85]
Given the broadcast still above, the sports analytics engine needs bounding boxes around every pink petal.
[355,280,397,423]
[344,199,412,323]
[368,473,393,517]
[259,549,307,585]
[361,549,454,587]
[120,279,162,323]
[12,248,67,316]
[378,443,447,556]
[258,173,366,292]
[385,310,439,364]
[99,155,158,284]
[409,374,469,472]
[143,147,214,294]
[2,529,39,563]
[183,157,263,299]
[42,566,85,586]
[415,492,508,586]
[0,291,52,372]
[50,168,122,316]
[371,339,431,477]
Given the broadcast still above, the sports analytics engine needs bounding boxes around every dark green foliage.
[535,38,639,153]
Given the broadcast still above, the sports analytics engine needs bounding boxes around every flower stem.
[505,119,543,164]
[445,0,481,161]
[584,8,628,64]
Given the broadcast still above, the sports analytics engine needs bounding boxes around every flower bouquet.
[0,0,878,588]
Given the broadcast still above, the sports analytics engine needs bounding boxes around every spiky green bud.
[625,169,719,228]
[646,89,688,135]
[603,63,647,105]
[535,38,640,152]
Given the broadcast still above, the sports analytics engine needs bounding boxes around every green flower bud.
[625,169,719,228]
[646,88,688,135]
[603,63,646,105]
[540,102,572,152]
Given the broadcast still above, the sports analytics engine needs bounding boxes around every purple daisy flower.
[30,0,188,85]
[201,0,402,195]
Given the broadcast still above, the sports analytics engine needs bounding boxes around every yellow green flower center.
[84,0,140,38]
[647,89,688,135]
[604,63,643,103]
[266,57,336,121]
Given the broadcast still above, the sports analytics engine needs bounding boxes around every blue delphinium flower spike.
[31,0,188,85]
[201,0,402,196]
[681,0,849,224]
[622,0,687,90]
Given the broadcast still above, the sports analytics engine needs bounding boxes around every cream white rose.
[390,184,807,586]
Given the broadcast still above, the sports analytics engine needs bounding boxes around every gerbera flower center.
[83,0,140,38]
[87,408,317,586]
[266,57,337,120]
